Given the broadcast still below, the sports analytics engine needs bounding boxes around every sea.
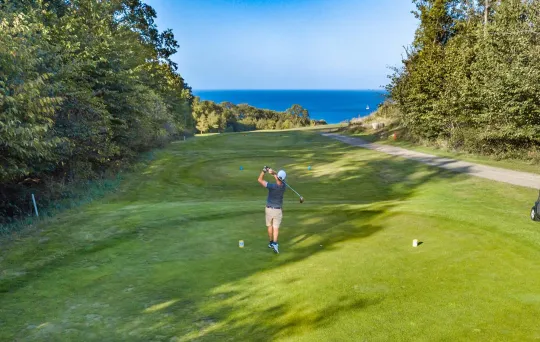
[193,90,387,124]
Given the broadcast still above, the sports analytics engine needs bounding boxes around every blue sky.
[145,0,418,90]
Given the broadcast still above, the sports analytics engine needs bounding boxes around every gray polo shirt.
[266,182,286,208]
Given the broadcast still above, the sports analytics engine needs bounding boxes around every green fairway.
[2,131,540,341]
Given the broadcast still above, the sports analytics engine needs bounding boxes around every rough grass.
[344,126,540,175]
[1,131,540,341]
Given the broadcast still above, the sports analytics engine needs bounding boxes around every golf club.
[280,178,305,203]
[264,166,304,203]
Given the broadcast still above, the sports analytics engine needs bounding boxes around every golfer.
[258,167,286,254]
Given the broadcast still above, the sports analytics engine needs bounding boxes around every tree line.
[0,0,323,223]
[0,0,194,222]
[192,98,326,133]
[388,0,540,158]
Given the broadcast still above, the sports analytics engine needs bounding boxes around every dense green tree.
[0,0,194,221]
[192,99,315,132]
[196,114,209,134]
[388,0,540,157]
[207,111,221,132]
[0,9,63,183]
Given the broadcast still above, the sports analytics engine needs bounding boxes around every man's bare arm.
[258,171,268,188]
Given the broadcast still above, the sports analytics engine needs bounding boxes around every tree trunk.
[465,0,474,24]
[484,0,489,35]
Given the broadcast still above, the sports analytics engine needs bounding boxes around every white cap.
[278,170,286,180]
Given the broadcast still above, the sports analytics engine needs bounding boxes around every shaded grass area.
[343,126,540,175]
[0,177,122,236]
[0,150,159,235]
[1,131,540,341]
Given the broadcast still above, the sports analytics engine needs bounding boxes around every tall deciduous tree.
[1,0,194,221]
[389,0,540,157]
[0,10,63,182]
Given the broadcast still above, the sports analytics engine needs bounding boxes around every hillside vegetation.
[0,0,193,222]
[0,1,324,225]
[386,1,540,161]
[192,99,326,133]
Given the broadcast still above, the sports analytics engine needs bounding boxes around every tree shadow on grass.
[0,130,472,341]
[187,295,383,341]
[98,204,388,341]
[104,148,468,340]
[155,134,472,340]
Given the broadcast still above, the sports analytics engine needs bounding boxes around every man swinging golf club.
[258,166,286,254]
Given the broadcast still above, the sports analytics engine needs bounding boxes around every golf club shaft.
[282,180,303,199]
[267,166,303,199]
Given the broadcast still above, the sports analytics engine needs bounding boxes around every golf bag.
[531,190,540,222]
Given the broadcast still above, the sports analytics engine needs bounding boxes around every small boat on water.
[366,105,370,110]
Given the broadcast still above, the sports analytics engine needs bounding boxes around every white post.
[31,193,39,217]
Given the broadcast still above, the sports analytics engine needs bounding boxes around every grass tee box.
[1,130,540,341]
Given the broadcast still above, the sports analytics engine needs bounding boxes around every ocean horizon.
[193,90,387,124]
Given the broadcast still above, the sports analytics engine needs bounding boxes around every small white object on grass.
[412,239,418,247]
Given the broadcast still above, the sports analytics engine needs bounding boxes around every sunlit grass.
[1,130,540,341]
[346,129,540,174]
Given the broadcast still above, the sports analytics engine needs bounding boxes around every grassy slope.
[1,131,540,341]
[345,129,540,175]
